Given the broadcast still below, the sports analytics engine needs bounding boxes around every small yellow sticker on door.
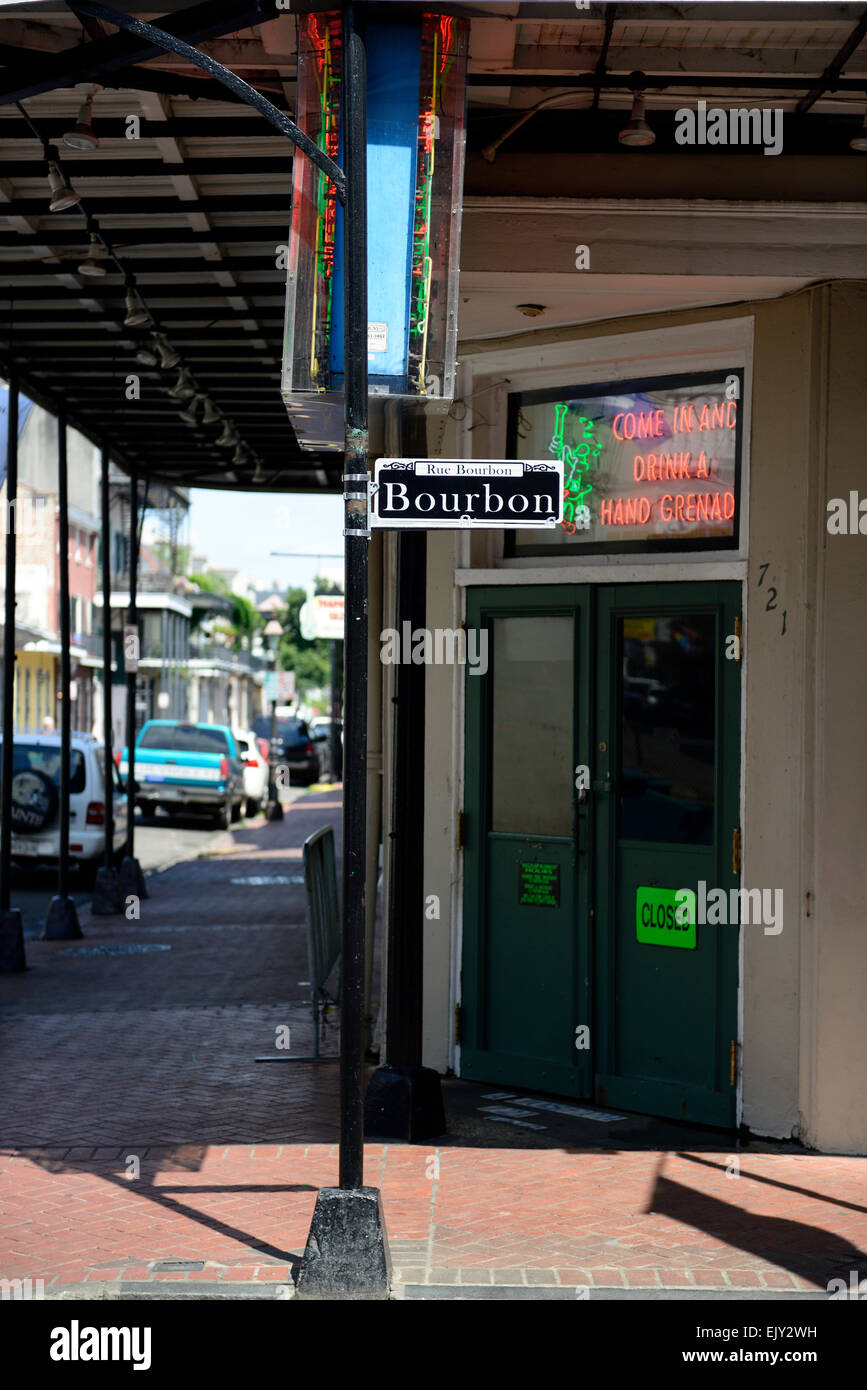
[636,886,696,949]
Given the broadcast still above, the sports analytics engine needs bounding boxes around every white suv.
[1,731,128,887]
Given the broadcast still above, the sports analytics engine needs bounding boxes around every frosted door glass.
[490,616,573,836]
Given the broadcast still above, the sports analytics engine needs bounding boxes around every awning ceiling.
[1,2,866,492]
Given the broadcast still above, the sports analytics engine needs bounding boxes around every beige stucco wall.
[800,284,867,1152]
[416,284,867,1152]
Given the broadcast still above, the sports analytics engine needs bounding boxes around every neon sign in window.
[509,371,743,554]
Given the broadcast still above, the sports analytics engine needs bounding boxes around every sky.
[187,488,344,595]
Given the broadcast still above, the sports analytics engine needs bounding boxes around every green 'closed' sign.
[636,886,696,949]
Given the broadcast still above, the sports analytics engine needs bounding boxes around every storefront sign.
[636,886,696,949]
[371,459,564,529]
[508,371,743,553]
[518,861,560,908]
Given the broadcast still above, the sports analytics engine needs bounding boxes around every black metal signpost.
[296,3,391,1298]
[0,376,25,972]
[44,412,81,940]
[92,444,123,915]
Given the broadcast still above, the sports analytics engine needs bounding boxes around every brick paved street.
[0,786,864,1299]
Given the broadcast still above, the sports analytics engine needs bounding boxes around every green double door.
[461,581,741,1128]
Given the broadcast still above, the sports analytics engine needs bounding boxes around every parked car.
[309,716,343,779]
[0,731,128,887]
[119,720,244,829]
[310,716,343,744]
[234,729,269,817]
[250,714,320,786]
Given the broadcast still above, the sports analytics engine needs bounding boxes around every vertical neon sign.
[409,16,453,394]
[309,13,341,389]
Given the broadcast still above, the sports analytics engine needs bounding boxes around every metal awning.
[1,2,865,490]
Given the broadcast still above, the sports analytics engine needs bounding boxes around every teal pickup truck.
[119,720,245,829]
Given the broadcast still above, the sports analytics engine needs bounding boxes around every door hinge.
[454,1003,462,1045]
[456,809,465,851]
[732,827,741,877]
[733,615,742,663]
[730,1039,737,1086]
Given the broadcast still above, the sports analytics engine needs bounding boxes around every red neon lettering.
[633,454,646,481]
[723,491,735,519]
[674,495,685,521]
[710,492,723,520]
[685,493,697,521]
[660,494,673,521]
[612,498,625,525]
[600,499,613,525]
[726,401,738,428]
[710,402,724,430]
[638,496,651,523]
[613,415,624,441]
[654,409,665,437]
[624,498,637,525]
[696,492,709,521]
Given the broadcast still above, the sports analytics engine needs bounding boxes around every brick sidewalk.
[0,788,864,1297]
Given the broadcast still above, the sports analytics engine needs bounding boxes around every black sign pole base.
[91,866,124,916]
[0,909,26,972]
[295,1187,390,1300]
[43,895,82,941]
[363,1063,446,1143]
[266,699,284,822]
[119,855,148,902]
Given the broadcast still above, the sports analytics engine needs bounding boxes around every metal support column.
[92,445,122,914]
[119,466,146,901]
[297,2,390,1299]
[44,412,82,939]
[0,377,26,971]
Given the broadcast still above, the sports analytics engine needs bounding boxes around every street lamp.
[263,618,284,822]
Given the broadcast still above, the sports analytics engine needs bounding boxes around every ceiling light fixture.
[251,461,266,484]
[201,398,221,426]
[168,369,195,401]
[63,91,99,151]
[123,286,149,328]
[216,421,237,448]
[850,111,867,151]
[153,335,181,369]
[178,394,204,426]
[619,85,655,148]
[136,344,159,366]
[77,232,107,277]
[47,161,81,212]
[516,303,546,317]
[232,443,248,466]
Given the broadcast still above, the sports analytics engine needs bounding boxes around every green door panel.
[593,582,741,1128]
[461,588,591,1097]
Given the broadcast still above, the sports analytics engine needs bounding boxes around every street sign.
[370,459,564,529]
[263,671,279,701]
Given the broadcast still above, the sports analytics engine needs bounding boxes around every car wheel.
[213,799,231,830]
[245,797,261,818]
[231,798,242,823]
